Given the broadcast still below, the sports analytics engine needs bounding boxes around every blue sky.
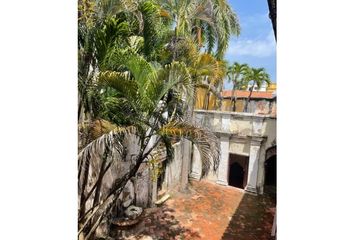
[224,0,276,89]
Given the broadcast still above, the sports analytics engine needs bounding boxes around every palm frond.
[103,49,160,112]
[79,119,118,148]
[209,0,240,58]
[139,1,161,56]
[158,121,220,177]
[98,70,138,98]
[205,23,216,52]
[78,126,136,168]
[157,61,193,103]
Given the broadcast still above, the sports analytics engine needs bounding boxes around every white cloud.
[227,31,276,58]
[239,13,270,29]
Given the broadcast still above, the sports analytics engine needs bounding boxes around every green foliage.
[227,62,250,90]
[77,1,243,238]
[159,121,220,176]
[241,67,271,90]
[157,0,240,59]
[148,157,163,182]
[139,1,161,57]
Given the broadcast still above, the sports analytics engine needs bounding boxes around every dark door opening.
[228,154,249,189]
[265,155,276,186]
[229,162,244,188]
[264,155,276,197]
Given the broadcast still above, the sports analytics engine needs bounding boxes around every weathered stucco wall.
[229,138,251,156]
[162,142,183,191]
[159,109,276,195]
[262,118,277,149]
[79,134,154,225]
[192,110,276,194]
[193,110,275,140]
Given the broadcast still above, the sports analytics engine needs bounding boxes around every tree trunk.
[244,82,256,112]
[232,73,240,112]
[78,133,160,239]
[180,86,194,191]
[232,88,238,112]
[197,26,202,48]
[198,80,222,100]
[205,92,210,110]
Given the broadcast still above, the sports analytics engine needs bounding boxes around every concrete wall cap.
[194,109,276,119]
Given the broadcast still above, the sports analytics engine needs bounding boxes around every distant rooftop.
[222,90,275,99]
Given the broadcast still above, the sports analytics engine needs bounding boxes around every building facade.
[189,110,276,195]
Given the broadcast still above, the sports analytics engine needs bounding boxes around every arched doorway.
[228,154,249,189]
[264,146,276,197]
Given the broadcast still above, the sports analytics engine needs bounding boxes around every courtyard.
[119,180,276,240]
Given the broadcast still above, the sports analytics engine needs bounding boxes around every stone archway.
[266,145,276,160]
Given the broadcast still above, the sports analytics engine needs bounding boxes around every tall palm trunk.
[232,87,238,112]
[204,91,211,110]
[197,26,202,48]
[244,82,256,112]
[180,93,194,192]
[231,72,240,112]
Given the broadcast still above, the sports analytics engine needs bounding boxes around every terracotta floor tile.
[119,180,276,240]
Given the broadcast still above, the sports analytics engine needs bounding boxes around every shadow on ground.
[111,206,201,239]
[111,180,276,240]
[221,189,276,240]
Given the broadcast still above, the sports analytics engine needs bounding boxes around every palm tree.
[172,38,227,110]
[160,0,240,59]
[241,67,271,112]
[202,58,227,109]
[78,0,165,123]
[78,49,220,239]
[160,38,227,190]
[77,1,241,238]
[227,62,250,111]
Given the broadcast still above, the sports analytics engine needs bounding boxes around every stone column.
[245,137,263,194]
[216,134,230,186]
[189,145,202,180]
[180,139,192,192]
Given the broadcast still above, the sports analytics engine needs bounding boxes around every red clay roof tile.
[222,90,274,99]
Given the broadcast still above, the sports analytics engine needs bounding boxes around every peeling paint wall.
[162,142,183,191]
[192,110,276,194]
[79,134,153,222]
[229,140,251,156]
[159,109,276,195]
[262,119,277,149]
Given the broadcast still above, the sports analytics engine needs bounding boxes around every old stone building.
[161,89,277,195]
[190,109,276,195]
[187,88,277,195]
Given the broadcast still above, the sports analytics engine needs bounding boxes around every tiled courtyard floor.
[120,180,276,240]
